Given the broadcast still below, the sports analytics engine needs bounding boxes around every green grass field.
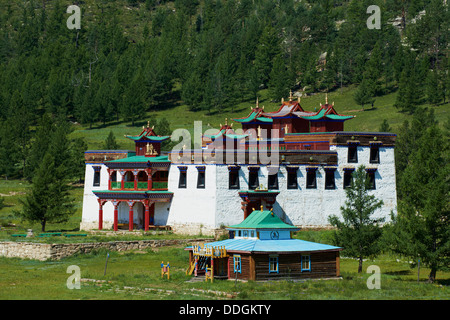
[0,245,448,300]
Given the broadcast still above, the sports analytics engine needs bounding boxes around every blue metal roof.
[202,238,341,253]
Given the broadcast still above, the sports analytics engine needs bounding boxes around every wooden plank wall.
[253,251,339,281]
[228,254,252,281]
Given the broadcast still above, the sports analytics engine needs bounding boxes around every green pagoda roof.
[233,111,273,124]
[204,129,248,140]
[228,209,299,230]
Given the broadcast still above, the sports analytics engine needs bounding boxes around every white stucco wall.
[80,163,110,230]
[81,144,397,234]
[166,164,218,235]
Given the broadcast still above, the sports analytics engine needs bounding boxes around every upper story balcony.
[109,169,168,191]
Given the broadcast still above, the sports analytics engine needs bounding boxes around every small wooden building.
[186,208,342,281]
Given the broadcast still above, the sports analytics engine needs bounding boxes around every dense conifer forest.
[0,0,448,180]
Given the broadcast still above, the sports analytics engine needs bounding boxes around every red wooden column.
[128,201,134,231]
[133,170,139,190]
[119,170,125,190]
[146,169,152,190]
[97,199,106,230]
[144,200,150,231]
[113,200,119,231]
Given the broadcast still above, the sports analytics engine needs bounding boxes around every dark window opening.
[93,171,101,187]
[229,171,240,189]
[287,169,298,189]
[249,171,259,190]
[178,172,187,188]
[343,171,354,189]
[268,173,279,190]
[370,146,380,163]
[197,171,205,189]
[348,145,358,163]
[325,170,336,189]
[306,170,317,189]
[366,171,376,190]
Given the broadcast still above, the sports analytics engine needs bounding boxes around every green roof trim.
[93,190,172,194]
[105,155,170,163]
[256,117,273,123]
[233,112,273,123]
[125,134,170,142]
[204,129,226,139]
[233,112,257,123]
[325,114,354,120]
[204,130,248,140]
[223,133,249,139]
[300,108,327,120]
[229,210,298,230]
[239,190,279,194]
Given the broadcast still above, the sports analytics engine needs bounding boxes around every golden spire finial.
[225,118,228,125]
[147,120,150,128]
[298,96,301,103]
[289,90,293,101]
[256,97,259,108]
[325,93,328,105]
[260,205,263,212]
[281,97,284,103]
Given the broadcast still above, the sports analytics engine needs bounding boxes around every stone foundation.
[0,238,211,261]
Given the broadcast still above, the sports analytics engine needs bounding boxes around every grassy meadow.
[0,244,448,300]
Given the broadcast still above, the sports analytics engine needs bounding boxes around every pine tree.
[71,137,87,184]
[328,165,385,273]
[0,119,18,179]
[254,24,281,88]
[394,55,420,114]
[17,151,75,232]
[103,131,119,150]
[353,76,375,110]
[95,80,114,125]
[121,69,146,126]
[425,69,443,105]
[387,125,449,282]
[26,113,56,181]
[268,54,289,101]
[16,119,75,232]
[379,119,392,132]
